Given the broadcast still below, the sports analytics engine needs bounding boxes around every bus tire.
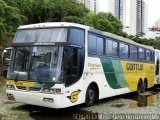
[142,80,147,93]
[137,80,142,95]
[85,84,96,106]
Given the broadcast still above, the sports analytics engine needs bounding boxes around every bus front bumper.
[6,90,65,109]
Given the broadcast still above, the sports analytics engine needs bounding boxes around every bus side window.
[130,45,138,60]
[65,48,78,86]
[119,43,129,59]
[88,34,97,54]
[156,51,159,75]
[138,48,145,60]
[146,50,151,61]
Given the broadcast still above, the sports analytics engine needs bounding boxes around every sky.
[99,0,160,27]
[145,0,160,27]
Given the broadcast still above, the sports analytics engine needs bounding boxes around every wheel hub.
[88,89,94,100]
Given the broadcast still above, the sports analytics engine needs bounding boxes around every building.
[75,0,126,27]
[85,0,99,13]
[100,0,126,27]
[74,0,99,13]
[130,0,148,36]
[114,0,126,27]
[74,0,85,3]
[144,29,160,39]
[152,18,160,31]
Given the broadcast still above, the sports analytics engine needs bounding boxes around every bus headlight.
[50,88,61,94]
[42,88,61,94]
[6,85,15,90]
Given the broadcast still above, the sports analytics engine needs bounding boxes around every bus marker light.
[6,85,15,90]
[66,91,70,93]
[7,93,15,101]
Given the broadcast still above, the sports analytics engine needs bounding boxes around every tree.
[5,0,88,24]
[0,0,27,46]
[84,12,125,37]
[153,38,160,49]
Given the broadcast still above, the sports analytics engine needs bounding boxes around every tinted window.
[69,28,85,45]
[97,37,104,55]
[106,39,112,55]
[14,28,68,43]
[113,41,118,56]
[88,34,97,54]
[65,48,78,86]
[151,51,155,61]
[156,51,159,75]
[130,45,138,60]
[146,50,151,61]
[105,38,118,56]
[120,43,128,58]
[139,48,145,60]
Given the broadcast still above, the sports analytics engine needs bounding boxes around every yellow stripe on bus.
[7,80,36,87]
[120,61,155,92]
[90,67,100,70]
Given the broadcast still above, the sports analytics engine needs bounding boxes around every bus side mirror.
[1,48,12,66]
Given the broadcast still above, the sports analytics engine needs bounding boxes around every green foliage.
[2,0,160,50]
[83,12,126,37]
[5,0,88,23]
[0,0,27,46]
[153,38,160,49]
[128,35,160,49]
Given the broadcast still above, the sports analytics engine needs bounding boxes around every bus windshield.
[8,46,63,83]
[13,28,67,43]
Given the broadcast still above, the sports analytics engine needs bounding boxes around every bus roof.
[18,22,154,50]
[89,28,154,50]
[18,22,89,30]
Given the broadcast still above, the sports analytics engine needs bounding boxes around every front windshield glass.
[8,46,63,83]
[13,28,67,43]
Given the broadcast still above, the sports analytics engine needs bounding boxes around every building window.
[120,43,129,58]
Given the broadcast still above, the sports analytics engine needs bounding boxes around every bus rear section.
[86,28,155,100]
[155,49,160,84]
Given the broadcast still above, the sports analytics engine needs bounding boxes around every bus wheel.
[142,80,147,93]
[137,81,142,95]
[85,84,96,106]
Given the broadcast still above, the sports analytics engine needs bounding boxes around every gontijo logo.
[67,90,81,103]
[126,63,143,70]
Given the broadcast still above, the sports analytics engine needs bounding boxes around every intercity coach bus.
[155,49,160,84]
[2,22,155,108]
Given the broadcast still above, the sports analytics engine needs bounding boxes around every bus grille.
[16,86,41,91]
[28,87,41,91]
[16,86,26,90]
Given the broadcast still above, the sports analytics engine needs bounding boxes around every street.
[1,77,160,120]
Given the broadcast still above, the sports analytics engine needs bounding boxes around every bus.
[3,22,155,108]
[155,49,160,84]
